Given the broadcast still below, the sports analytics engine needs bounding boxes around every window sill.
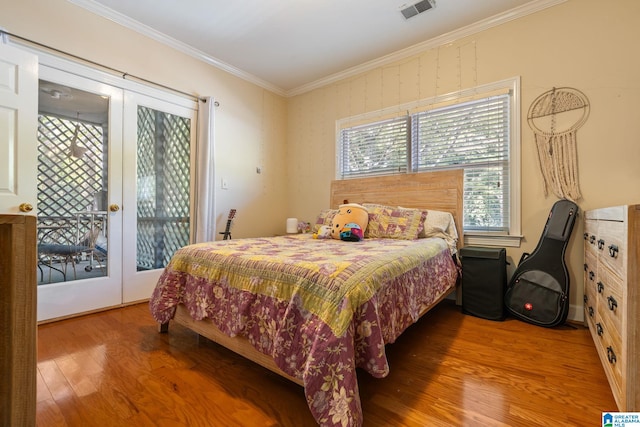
[463,233,523,248]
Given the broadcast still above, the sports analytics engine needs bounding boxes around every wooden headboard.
[330,170,464,249]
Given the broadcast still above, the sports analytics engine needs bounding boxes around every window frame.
[336,77,522,247]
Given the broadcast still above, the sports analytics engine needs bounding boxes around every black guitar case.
[504,199,579,327]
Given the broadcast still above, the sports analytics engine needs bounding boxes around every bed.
[149,170,464,427]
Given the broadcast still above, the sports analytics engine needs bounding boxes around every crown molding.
[69,0,565,98]
[68,0,287,96]
[285,0,566,97]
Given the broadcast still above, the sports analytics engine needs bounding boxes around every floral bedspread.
[149,234,459,427]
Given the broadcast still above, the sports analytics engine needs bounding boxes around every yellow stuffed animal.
[313,225,332,239]
[330,203,369,240]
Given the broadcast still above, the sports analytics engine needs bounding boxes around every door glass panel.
[37,80,109,284]
[136,106,190,271]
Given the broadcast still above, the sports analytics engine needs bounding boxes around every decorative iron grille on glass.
[136,106,191,271]
[37,114,108,282]
[38,115,107,222]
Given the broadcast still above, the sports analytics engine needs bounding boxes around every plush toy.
[330,203,368,241]
[340,222,364,241]
[313,225,332,239]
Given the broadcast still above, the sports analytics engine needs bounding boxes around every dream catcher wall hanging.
[527,87,590,202]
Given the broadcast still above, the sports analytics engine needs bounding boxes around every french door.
[36,66,125,321]
[0,43,197,321]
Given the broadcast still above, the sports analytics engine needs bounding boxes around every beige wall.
[2,0,289,238]
[286,0,640,320]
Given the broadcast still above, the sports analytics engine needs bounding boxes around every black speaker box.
[459,246,507,321]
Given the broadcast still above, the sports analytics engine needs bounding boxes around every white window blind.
[413,95,510,231]
[337,89,514,234]
[338,116,409,178]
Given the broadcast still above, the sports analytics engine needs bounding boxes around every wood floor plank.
[35,398,68,427]
[36,368,53,403]
[37,360,74,402]
[37,301,616,426]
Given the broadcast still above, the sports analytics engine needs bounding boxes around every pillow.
[313,209,338,232]
[362,203,426,240]
[419,209,458,253]
[420,210,457,238]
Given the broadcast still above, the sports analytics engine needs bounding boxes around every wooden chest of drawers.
[583,205,639,411]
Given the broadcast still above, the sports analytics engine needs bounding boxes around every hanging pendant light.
[69,113,88,159]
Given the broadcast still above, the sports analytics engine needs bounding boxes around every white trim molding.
[68,0,286,96]
[69,0,565,97]
[287,0,565,96]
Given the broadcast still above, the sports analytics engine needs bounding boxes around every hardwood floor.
[36,301,616,426]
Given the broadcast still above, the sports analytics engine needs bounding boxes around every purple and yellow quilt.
[150,234,459,426]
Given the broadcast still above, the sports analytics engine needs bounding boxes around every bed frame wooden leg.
[159,322,169,333]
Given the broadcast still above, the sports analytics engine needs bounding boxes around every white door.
[36,66,125,321]
[0,43,38,214]
[122,92,197,302]
[3,44,197,321]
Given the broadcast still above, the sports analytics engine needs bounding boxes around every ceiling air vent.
[401,0,435,20]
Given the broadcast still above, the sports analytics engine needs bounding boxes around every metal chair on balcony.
[37,217,101,282]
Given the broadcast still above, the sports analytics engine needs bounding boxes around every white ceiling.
[71,0,562,96]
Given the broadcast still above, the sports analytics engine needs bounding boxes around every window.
[136,106,191,270]
[339,116,409,177]
[38,114,107,219]
[337,78,521,245]
[413,95,510,232]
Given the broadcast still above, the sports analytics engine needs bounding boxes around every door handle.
[19,202,33,212]
[109,204,120,212]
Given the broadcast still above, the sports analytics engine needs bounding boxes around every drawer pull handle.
[583,263,588,271]
[590,235,596,244]
[589,271,595,281]
[588,306,594,317]
[596,323,604,336]
[607,296,618,311]
[597,239,605,250]
[608,244,619,258]
[583,232,589,240]
[597,282,604,293]
[607,346,617,364]
[583,294,588,303]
